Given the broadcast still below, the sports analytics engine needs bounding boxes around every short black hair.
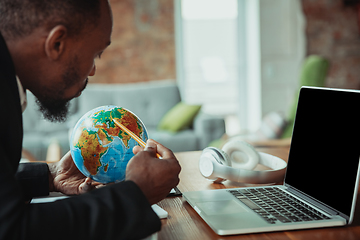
[0,0,101,39]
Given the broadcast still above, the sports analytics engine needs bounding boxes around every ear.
[44,25,68,60]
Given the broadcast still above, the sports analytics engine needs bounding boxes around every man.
[0,0,181,239]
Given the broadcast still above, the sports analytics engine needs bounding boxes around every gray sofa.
[22,80,225,160]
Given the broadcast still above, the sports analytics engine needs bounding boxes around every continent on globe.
[75,129,107,176]
[70,106,148,183]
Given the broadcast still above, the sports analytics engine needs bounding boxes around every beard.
[36,97,71,123]
[36,56,87,123]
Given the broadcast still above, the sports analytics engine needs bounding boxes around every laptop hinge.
[285,184,339,216]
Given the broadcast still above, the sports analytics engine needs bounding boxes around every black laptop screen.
[285,87,360,216]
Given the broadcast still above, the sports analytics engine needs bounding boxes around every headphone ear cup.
[199,147,231,183]
[215,148,231,167]
[222,140,260,170]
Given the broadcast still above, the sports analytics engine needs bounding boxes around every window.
[175,0,304,134]
[175,0,247,120]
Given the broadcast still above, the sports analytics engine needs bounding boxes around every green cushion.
[157,102,202,133]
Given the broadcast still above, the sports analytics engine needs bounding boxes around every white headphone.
[199,140,287,184]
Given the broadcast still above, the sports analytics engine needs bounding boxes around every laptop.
[183,87,360,235]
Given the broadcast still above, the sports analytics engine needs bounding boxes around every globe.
[70,105,148,183]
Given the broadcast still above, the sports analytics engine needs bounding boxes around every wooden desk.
[156,147,360,240]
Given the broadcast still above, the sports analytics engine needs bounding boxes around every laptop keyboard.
[229,187,331,224]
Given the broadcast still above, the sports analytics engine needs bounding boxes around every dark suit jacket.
[0,32,160,240]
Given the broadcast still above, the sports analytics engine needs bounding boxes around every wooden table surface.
[156,147,360,240]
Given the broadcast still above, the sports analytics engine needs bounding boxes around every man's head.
[0,0,112,122]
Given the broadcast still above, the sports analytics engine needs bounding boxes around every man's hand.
[48,151,104,195]
[126,139,181,205]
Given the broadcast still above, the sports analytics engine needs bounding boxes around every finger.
[151,140,176,160]
[144,139,158,156]
[91,181,105,187]
[78,177,94,193]
[132,145,143,155]
[60,151,72,161]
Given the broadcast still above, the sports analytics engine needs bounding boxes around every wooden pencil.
[113,118,161,158]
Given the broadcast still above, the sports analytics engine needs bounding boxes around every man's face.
[36,1,112,122]
[35,55,86,122]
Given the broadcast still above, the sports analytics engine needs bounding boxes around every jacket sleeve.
[0,153,161,240]
[15,162,50,200]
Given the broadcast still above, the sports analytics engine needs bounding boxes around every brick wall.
[91,0,176,84]
[301,0,360,89]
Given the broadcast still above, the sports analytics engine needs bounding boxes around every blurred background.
[22,0,360,161]
[94,0,360,134]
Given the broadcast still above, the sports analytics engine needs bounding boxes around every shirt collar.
[16,76,27,113]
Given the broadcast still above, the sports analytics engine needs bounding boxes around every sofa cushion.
[75,80,181,129]
[148,128,198,152]
[76,86,114,117]
[157,102,201,133]
[112,81,181,128]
